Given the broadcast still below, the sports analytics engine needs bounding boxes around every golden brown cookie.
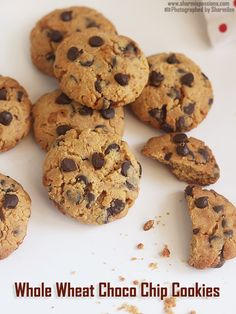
[130,53,213,132]
[0,173,31,259]
[185,185,236,269]
[33,89,124,151]
[0,76,31,152]
[30,6,117,76]
[54,29,149,109]
[43,128,141,224]
[142,133,219,185]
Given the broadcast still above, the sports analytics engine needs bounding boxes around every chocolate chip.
[89,36,104,47]
[56,93,72,105]
[213,205,224,213]
[86,18,99,28]
[0,88,7,100]
[3,194,19,209]
[195,196,208,208]
[166,54,180,64]
[108,199,125,216]
[149,71,164,87]
[114,73,130,86]
[193,228,200,234]
[167,87,181,100]
[67,47,83,61]
[0,111,13,126]
[79,105,93,116]
[180,73,194,87]
[164,152,172,161]
[126,181,135,190]
[61,158,77,172]
[198,148,209,162]
[86,192,95,208]
[100,107,115,119]
[95,78,102,93]
[224,230,234,237]
[121,161,132,176]
[105,143,120,155]
[123,42,138,55]
[185,185,194,196]
[46,52,55,62]
[111,57,117,68]
[60,11,72,21]
[183,103,195,115]
[214,248,225,268]
[76,175,88,186]
[56,125,72,136]
[161,123,174,133]
[222,219,227,228]
[138,161,142,178]
[17,91,24,102]
[47,30,63,43]
[208,98,213,105]
[172,133,188,144]
[176,116,186,131]
[80,59,94,67]
[176,143,189,156]
[149,105,167,124]
[209,235,219,243]
[91,152,105,170]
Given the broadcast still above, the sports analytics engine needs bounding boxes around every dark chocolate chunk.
[60,11,72,21]
[47,30,63,43]
[164,152,172,161]
[161,123,174,133]
[172,133,188,144]
[180,73,194,87]
[100,107,115,119]
[123,42,138,55]
[114,73,130,86]
[95,78,103,93]
[0,111,13,126]
[213,205,224,213]
[67,47,83,61]
[0,88,7,100]
[198,148,209,162]
[176,116,186,131]
[108,199,125,215]
[149,104,166,124]
[86,18,99,28]
[195,196,208,208]
[91,152,105,170]
[224,230,233,237]
[209,235,220,243]
[3,194,19,209]
[76,175,88,186]
[121,161,132,176]
[17,91,24,102]
[167,87,181,100]
[221,219,227,228]
[80,59,94,67]
[166,54,180,64]
[208,98,213,105]
[89,36,104,47]
[176,143,189,156]
[86,192,95,208]
[56,93,72,105]
[185,185,194,197]
[105,143,120,155]
[193,228,200,234]
[56,125,72,136]
[61,158,77,172]
[183,103,195,115]
[126,181,135,190]
[46,52,55,62]
[79,105,93,116]
[149,71,164,87]
[138,161,142,178]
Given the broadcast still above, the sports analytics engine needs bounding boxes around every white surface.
[0,1,236,313]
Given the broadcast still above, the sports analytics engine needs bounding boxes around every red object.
[234,0,236,7]
[219,23,227,33]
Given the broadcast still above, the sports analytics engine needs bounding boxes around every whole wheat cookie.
[142,133,219,185]
[54,29,149,109]
[130,53,213,132]
[185,185,236,269]
[43,128,141,224]
[33,89,124,151]
[0,76,31,152]
[30,6,117,76]
[0,173,31,259]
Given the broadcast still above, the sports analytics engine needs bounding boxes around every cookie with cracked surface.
[0,76,31,152]
[30,6,117,76]
[185,185,236,269]
[0,173,31,259]
[33,89,124,151]
[54,29,149,109]
[43,128,141,224]
[130,53,213,132]
[142,133,219,185]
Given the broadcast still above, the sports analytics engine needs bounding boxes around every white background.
[0,1,236,313]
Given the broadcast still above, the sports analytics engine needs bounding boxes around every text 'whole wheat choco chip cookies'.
[30,6,117,76]
[43,128,142,224]
[0,173,31,259]
[53,29,149,109]
[130,53,213,132]
[33,89,124,151]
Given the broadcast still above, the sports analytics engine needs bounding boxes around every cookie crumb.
[132,280,139,285]
[131,257,137,261]
[164,297,176,314]
[190,311,196,314]
[119,276,125,282]
[161,245,170,258]
[136,243,144,249]
[118,304,141,314]
[143,220,154,231]
[148,262,158,270]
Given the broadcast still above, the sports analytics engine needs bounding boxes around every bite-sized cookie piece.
[185,185,236,269]
[33,89,124,151]
[130,53,213,132]
[30,6,117,76]
[54,29,149,109]
[43,128,141,224]
[142,133,219,185]
[0,173,31,259]
[0,76,31,152]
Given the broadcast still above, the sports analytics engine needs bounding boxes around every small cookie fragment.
[33,89,124,151]
[136,243,144,249]
[54,29,149,109]
[130,52,213,132]
[161,245,170,258]
[0,76,31,152]
[164,297,176,314]
[0,173,31,259]
[43,128,141,224]
[30,6,117,76]
[185,185,236,269]
[142,133,220,185]
[143,220,154,231]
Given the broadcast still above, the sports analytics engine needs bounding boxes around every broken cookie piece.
[142,133,220,185]
[185,185,236,269]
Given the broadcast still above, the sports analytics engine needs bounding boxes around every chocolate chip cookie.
[30,6,117,76]
[43,128,141,224]
[33,89,124,151]
[0,173,31,259]
[130,53,213,132]
[54,29,149,109]
[142,133,220,185]
[0,76,31,152]
[185,185,236,269]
